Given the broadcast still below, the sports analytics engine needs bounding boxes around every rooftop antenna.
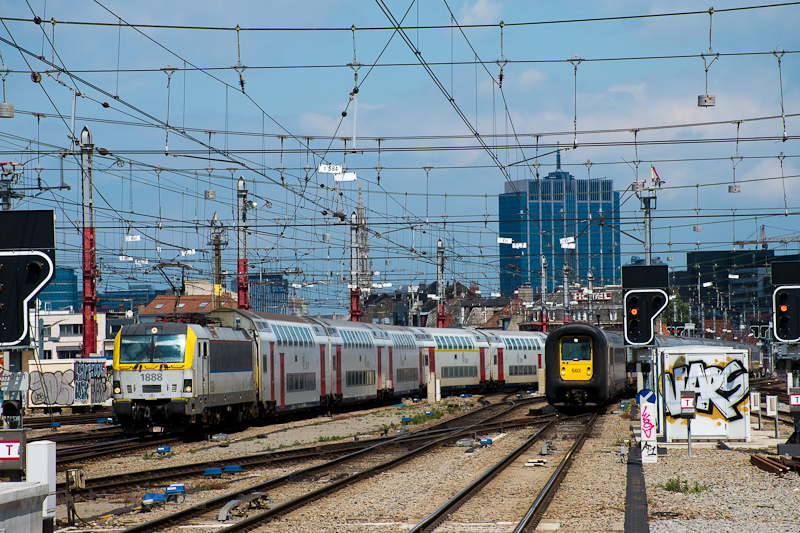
[698,8,718,107]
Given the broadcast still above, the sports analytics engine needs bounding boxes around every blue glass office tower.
[498,153,620,295]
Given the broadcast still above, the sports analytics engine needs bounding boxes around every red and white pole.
[237,177,250,310]
[80,127,98,358]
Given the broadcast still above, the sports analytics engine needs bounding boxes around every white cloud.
[459,0,502,26]
[297,112,340,137]
[608,83,647,102]
[513,68,546,90]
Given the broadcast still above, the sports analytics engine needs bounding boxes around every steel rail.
[119,402,549,533]
[514,412,600,533]
[59,415,552,496]
[407,418,559,533]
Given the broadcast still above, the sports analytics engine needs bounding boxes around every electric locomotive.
[112,321,258,432]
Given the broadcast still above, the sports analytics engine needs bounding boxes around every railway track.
[29,426,125,445]
[56,435,180,467]
[60,415,547,497]
[23,409,114,430]
[407,413,598,533]
[113,396,547,532]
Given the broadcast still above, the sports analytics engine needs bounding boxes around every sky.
[0,1,798,314]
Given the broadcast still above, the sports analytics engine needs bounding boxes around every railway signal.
[0,251,54,346]
[773,286,800,342]
[624,289,669,346]
[0,210,56,347]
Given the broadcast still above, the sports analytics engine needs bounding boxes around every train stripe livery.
[111,309,547,432]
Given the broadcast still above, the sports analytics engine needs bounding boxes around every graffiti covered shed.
[657,346,751,443]
[27,359,112,411]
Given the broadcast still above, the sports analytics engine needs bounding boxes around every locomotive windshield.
[119,334,186,364]
[560,336,592,361]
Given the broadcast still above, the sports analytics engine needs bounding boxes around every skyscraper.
[498,152,620,295]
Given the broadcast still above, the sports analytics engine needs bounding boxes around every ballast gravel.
[50,396,800,532]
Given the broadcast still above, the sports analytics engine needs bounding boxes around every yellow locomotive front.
[112,323,200,432]
[559,335,593,381]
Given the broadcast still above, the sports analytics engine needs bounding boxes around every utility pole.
[236,177,250,310]
[208,229,227,310]
[349,187,371,321]
[437,238,450,328]
[80,126,98,358]
[587,271,594,323]
[563,265,570,323]
[349,211,362,322]
[540,255,548,331]
[635,169,660,266]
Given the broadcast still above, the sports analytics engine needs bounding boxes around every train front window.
[560,337,591,361]
[119,335,186,364]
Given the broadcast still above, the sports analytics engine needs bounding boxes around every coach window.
[275,325,284,346]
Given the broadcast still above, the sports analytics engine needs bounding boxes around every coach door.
[497,347,505,382]
[319,345,327,397]
[279,352,285,409]
[201,341,209,400]
[377,346,383,393]
[419,347,425,387]
[269,342,275,404]
[335,345,342,396]
[388,347,394,390]
[479,347,486,382]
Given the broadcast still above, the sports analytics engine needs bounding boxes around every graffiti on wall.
[29,362,110,406]
[29,370,75,405]
[75,362,106,402]
[663,359,748,421]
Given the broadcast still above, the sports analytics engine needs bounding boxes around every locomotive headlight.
[561,369,566,375]
[586,368,592,375]
[183,379,193,393]
[113,381,121,394]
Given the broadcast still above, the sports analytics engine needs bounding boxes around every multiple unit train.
[112,307,761,431]
[544,323,759,408]
[112,309,547,432]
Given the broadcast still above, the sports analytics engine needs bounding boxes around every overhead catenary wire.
[1,2,797,302]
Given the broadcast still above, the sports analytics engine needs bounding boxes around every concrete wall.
[0,482,48,533]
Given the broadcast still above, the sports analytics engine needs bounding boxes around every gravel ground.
[55,395,511,529]
[539,411,632,532]
[47,397,800,533]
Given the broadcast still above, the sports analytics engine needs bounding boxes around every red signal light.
[780,304,788,313]
[630,308,639,316]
